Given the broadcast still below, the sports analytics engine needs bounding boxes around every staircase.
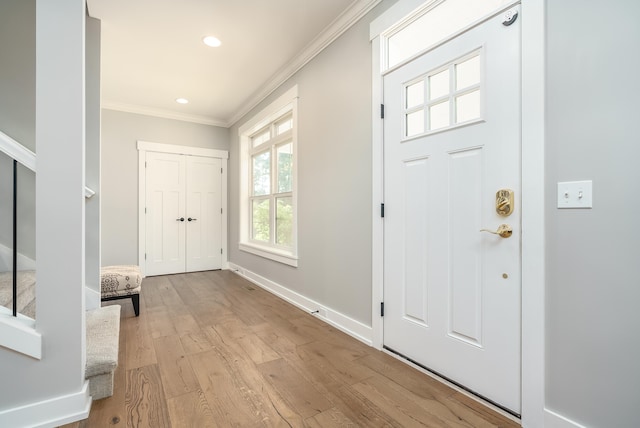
[86,305,121,400]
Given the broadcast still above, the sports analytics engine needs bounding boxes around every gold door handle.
[480,224,513,238]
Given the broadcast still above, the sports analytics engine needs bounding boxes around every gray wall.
[101,109,229,266]
[545,2,640,427]
[229,0,396,326]
[0,0,36,265]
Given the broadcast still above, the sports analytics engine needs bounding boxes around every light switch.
[557,180,593,209]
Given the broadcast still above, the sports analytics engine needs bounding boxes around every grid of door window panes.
[249,113,294,248]
[404,51,481,138]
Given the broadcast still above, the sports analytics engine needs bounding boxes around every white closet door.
[145,152,186,276]
[185,155,223,272]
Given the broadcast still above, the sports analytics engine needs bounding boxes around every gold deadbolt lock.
[496,189,514,217]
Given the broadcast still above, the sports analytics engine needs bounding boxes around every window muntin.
[403,51,482,138]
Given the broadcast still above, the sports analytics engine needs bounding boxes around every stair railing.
[0,130,36,317]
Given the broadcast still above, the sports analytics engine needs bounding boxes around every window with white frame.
[239,86,298,266]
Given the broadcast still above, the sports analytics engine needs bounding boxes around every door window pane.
[276,197,293,246]
[406,81,424,108]
[387,0,510,68]
[429,69,449,100]
[252,199,270,242]
[429,101,450,130]
[456,55,481,90]
[277,143,293,193]
[456,90,481,123]
[406,109,425,137]
[252,151,270,196]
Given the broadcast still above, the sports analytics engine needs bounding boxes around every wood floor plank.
[179,329,216,355]
[125,364,171,428]
[257,358,333,419]
[236,333,281,365]
[146,306,178,339]
[330,383,401,428]
[140,276,166,309]
[166,389,217,428]
[356,352,457,400]
[189,348,295,427]
[123,313,157,370]
[443,392,520,428]
[352,374,479,427]
[304,406,357,428]
[170,310,201,337]
[297,340,376,385]
[153,334,200,399]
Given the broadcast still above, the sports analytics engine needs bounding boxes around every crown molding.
[227,0,383,127]
[101,101,228,127]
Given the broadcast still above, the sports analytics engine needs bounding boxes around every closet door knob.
[176,217,185,222]
[188,217,197,222]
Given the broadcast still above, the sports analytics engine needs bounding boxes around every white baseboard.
[85,286,101,310]
[0,243,36,272]
[227,262,373,346]
[0,380,91,428]
[544,408,586,428]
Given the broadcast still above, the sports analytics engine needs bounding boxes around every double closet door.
[144,152,223,276]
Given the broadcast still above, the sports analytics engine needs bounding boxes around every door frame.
[137,140,229,276]
[370,1,545,426]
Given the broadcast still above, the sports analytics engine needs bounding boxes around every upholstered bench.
[100,265,142,316]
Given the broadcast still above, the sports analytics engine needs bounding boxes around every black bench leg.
[132,294,140,317]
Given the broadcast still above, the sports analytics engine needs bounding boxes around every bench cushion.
[101,265,141,298]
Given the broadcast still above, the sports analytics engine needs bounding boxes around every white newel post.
[33,0,90,425]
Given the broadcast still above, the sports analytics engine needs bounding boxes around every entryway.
[137,141,228,277]
[380,3,522,415]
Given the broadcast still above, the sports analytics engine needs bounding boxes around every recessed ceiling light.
[203,36,222,48]
[176,98,189,104]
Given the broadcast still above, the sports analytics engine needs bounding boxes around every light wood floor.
[63,270,519,427]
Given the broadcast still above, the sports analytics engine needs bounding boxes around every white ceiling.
[87,0,380,127]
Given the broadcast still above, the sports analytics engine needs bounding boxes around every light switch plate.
[557,180,593,209]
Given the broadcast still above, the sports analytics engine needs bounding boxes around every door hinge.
[380,302,384,317]
[145,207,147,214]
[380,203,385,218]
[380,104,385,119]
[220,248,223,254]
[145,161,147,168]
[221,208,223,214]
[144,253,147,260]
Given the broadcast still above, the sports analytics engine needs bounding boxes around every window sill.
[239,242,298,267]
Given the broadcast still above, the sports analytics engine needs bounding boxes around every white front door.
[145,152,223,276]
[186,155,223,272]
[145,151,186,276]
[383,8,521,413]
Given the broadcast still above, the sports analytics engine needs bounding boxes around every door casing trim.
[137,140,229,276]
